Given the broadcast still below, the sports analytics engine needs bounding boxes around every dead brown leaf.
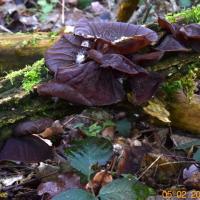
[85,170,112,193]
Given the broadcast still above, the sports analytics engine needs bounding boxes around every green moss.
[6,58,48,92]
[163,64,199,99]
[20,36,40,48]
[166,6,200,24]
[48,31,59,40]
[5,68,25,85]
[19,33,57,48]
[22,59,48,91]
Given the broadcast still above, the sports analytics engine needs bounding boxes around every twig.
[159,160,198,167]
[0,25,13,34]
[137,154,162,180]
[61,0,65,25]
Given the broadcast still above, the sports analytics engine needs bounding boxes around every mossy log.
[0,63,83,132]
[0,31,200,134]
[0,31,199,76]
[0,32,58,75]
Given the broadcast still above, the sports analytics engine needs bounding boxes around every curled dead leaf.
[143,98,171,123]
[85,170,112,193]
[0,135,53,163]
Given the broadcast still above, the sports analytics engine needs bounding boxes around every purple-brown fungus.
[158,17,200,52]
[38,21,162,106]
[37,19,200,106]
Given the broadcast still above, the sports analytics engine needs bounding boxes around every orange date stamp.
[162,190,200,199]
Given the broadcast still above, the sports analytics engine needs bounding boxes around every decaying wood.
[0,32,58,75]
[167,91,200,135]
[147,52,200,77]
[0,72,83,131]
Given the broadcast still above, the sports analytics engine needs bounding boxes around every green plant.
[37,0,59,21]
[54,137,155,200]
[163,66,198,99]
[162,80,182,96]
[166,6,200,23]
[75,120,115,137]
[53,178,155,200]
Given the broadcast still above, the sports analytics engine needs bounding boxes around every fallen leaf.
[184,172,200,190]
[143,98,171,123]
[37,173,81,197]
[39,120,64,138]
[13,118,53,136]
[0,135,53,163]
[86,170,112,193]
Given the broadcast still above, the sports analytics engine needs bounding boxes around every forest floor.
[0,0,200,200]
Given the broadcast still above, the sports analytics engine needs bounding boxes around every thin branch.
[0,25,13,34]
[137,154,162,180]
[61,0,65,25]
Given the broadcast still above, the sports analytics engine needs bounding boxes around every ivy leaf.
[65,137,113,178]
[116,119,131,137]
[98,178,155,200]
[52,189,96,200]
[193,148,200,162]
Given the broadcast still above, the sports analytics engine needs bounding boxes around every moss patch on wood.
[6,58,48,92]
[166,6,200,23]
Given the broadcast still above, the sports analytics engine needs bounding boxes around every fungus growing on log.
[38,21,162,105]
[37,19,200,106]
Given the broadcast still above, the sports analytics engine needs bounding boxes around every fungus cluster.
[37,19,200,106]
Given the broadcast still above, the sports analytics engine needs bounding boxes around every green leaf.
[116,119,131,137]
[65,137,113,178]
[102,120,116,129]
[193,148,200,162]
[98,178,155,200]
[52,189,96,200]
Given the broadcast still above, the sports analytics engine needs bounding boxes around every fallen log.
[0,32,58,75]
[0,59,84,132]
[0,26,200,134]
[0,51,200,131]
